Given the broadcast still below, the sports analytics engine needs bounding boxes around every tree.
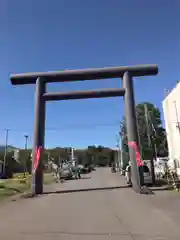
[120,102,168,160]
[120,117,129,154]
[0,144,116,177]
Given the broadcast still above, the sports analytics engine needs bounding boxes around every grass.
[0,173,55,201]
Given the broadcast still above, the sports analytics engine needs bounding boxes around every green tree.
[0,144,116,175]
[120,118,129,154]
[120,102,168,160]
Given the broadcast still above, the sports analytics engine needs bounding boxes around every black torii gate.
[10,64,158,194]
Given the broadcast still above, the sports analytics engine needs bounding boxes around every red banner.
[33,146,43,173]
[128,141,143,166]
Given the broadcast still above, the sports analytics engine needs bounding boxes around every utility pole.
[116,132,120,172]
[47,152,51,171]
[24,135,28,177]
[119,121,125,175]
[148,113,158,160]
[144,104,155,184]
[119,131,124,175]
[173,101,180,134]
[136,111,143,158]
[3,129,9,174]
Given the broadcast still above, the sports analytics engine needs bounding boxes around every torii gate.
[10,64,158,194]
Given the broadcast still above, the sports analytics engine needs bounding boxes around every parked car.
[89,165,96,171]
[142,164,153,185]
[77,164,84,171]
[77,164,90,174]
[154,159,167,180]
[60,169,73,180]
[125,164,152,185]
[60,163,73,180]
[111,166,116,173]
[125,165,131,185]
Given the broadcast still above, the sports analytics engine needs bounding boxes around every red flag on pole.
[33,146,42,173]
[128,141,143,166]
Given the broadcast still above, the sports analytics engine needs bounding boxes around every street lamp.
[116,132,120,172]
[24,135,28,177]
[119,131,124,175]
[24,135,28,149]
[119,121,125,175]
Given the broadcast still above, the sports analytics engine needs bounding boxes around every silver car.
[142,165,153,184]
[125,164,152,185]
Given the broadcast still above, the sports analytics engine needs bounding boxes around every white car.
[142,164,153,185]
[125,164,152,185]
[125,165,132,185]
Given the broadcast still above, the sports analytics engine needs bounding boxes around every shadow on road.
[42,185,130,195]
[20,185,130,199]
[148,180,174,192]
[21,185,175,199]
[80,176,91,179]
[150,186,173,192]
[60,176,91,182]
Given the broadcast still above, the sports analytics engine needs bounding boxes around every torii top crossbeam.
[10,64,158,85]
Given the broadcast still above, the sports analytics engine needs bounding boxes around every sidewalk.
[0,168,180,239]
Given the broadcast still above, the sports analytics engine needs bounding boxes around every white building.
[162,81,180,175]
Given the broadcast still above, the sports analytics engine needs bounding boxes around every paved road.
[0,168,180,239]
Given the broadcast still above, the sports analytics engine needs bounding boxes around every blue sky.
[0,0,180,149]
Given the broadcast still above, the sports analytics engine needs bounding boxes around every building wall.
[162,82,180,171]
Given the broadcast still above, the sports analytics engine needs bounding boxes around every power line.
[45,122,121,131]
[0,122,121,134]
[0,128,31,133]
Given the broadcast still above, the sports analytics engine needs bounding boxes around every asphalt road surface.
[0,167,180,239]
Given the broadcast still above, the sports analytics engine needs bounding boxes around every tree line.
[0,101,168,177]
[0,145,116,177]
[121,102,168,159]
